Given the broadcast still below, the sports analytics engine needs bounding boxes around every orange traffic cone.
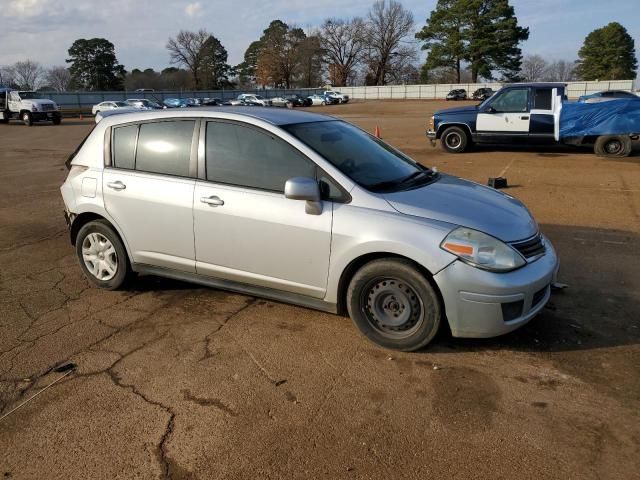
[374,125,381,138]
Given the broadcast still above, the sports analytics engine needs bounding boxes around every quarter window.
[112,125,137,169]
[205,122,315,192]
[534,88,552,110]
[491,89,529,113]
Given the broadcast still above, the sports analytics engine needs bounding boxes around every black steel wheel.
[347,259,441,351]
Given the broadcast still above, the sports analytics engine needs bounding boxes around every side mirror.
[284,177,322,215]
[484,106,496,113]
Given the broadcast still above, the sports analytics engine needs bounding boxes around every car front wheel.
[347,259,442,351]
[76,220,130,290]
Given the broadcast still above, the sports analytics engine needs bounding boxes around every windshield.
[18,91,39,99]
[283,120,435,193]
[114,101,128,107]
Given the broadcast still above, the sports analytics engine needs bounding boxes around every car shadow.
[429,224,640,354]
[469,142,640,158]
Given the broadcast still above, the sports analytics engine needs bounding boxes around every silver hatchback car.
[61,108,559,351]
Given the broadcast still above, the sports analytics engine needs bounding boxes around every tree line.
[0,0,636,92]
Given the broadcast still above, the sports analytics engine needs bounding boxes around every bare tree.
[520,54,548,82]
[46,66,72,92]
[545,59,577,81]
[365,0,415,85]
[11,60,44,90]
[166,30,210,89]
[0,66,15,87]
[321,17,367,86]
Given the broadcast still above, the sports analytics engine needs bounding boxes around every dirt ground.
[1,101,639,480]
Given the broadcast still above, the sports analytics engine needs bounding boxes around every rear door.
[103,119,198,272]
[476,87,531,141]
[193,120,332,298]
[529,87,556,142]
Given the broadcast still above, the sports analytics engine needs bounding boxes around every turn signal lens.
[441,227,526,272]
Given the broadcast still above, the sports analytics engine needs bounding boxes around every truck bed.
[560,99,640,139]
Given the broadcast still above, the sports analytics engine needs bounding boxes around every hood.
[23,99,56,106]
[436,105,477,115]
[383,174,537,242]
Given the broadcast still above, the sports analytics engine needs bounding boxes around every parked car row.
[92,91,350,115]
[445,88,495,102]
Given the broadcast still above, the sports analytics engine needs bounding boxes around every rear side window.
[136,121,194,176]
[111,120,195,177]
[205,122,315,192]
[534,88,552,110]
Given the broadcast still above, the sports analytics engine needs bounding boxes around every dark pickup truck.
[427,82,640,158]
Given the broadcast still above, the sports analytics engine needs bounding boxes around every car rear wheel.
[594,135,632,158]
[22,112,33,126]
[347,259,442,351]
[440,126,469,153]
[76,220,130,290]
[321,101,326,106]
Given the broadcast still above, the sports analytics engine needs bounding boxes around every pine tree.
[576,22,637,80]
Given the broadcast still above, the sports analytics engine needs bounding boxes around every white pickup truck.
[0,89,62,126]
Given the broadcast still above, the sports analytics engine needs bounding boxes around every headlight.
[429,116,435,129]
[440,227,526,272]
[31,105,38,112]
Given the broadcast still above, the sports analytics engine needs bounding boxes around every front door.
[193,120,332,298]
[476,87,531,141]
[103,119,198,272]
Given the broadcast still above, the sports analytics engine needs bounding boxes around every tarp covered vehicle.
[428,83,639,158]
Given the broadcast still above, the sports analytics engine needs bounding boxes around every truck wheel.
[440,126,469,153]
[22,112,33,126]
[0,110,8,124]
[347,258,442,351]
[53,115,62,125]
[594,135,631,158]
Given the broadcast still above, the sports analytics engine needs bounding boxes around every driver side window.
[490,89,529,113]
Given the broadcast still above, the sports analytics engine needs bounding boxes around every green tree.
[200,35,232,89]
[66,38,126,90]
[576,22,637,80]
[416,0,528,82]
[236,40,262,86]
[256,20,307,88]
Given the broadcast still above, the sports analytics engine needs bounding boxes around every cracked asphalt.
[1,101,639,479]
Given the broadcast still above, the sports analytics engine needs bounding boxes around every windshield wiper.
[367,169,436,193]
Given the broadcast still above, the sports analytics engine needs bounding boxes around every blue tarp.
[560,98,640,138]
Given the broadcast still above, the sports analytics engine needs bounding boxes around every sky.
[1,0,639,75]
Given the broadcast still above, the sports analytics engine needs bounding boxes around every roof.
[504,82,567,88]
[100,106,335,127]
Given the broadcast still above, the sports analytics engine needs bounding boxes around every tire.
[0,111,8,124]
[347,259,442,351]
[594,135,632,158]
[321,101,326,106]
[22,112,33,126]
[52,115,61,125]
[75,220,130,290]
[440,126,469,153]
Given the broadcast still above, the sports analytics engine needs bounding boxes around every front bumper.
[427,129,437,146]
[433,236,559,338]
[32,111,60,121]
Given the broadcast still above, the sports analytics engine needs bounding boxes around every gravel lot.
[1,101,639,479]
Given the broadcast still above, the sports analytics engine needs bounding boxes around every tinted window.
[112,125,137,169]
[534,88,552,110]
[283,121,430,192]
[135,121,195,176]
[491,88,529,112]
[206,122,315,192]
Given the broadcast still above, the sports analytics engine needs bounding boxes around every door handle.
[520,116,530,120]
[106,181,126,191]
[200,195,224,207]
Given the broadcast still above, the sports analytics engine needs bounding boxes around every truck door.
[476,87,530,141]
[529,87,556,143]
[8,92,21,112]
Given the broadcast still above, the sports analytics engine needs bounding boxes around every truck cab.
[1,89,61,126]
[428,83,565,152]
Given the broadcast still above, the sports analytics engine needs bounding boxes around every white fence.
[337,80,634,100]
